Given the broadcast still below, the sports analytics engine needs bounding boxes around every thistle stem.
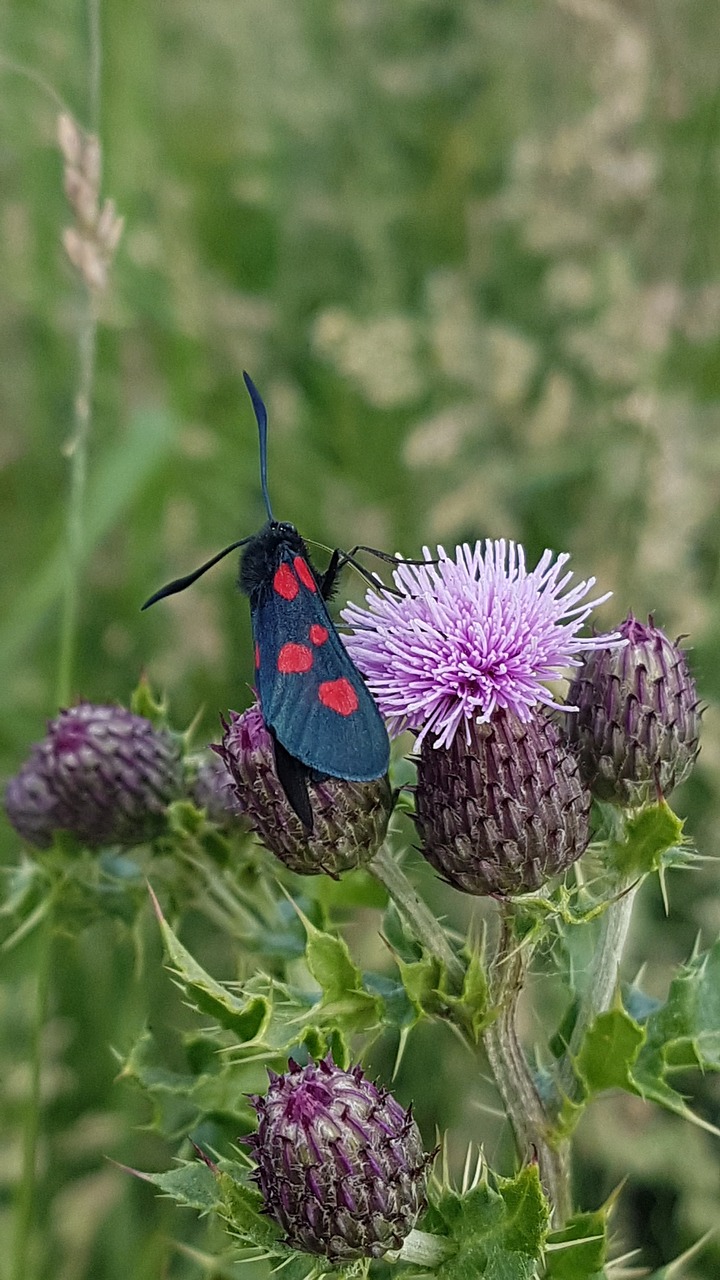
[560,878,639,1094]
[369,844,465,988]
[483,904,571,1226]
[12,912,53,1280]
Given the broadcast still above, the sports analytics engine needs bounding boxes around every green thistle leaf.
[150,886,271,1041]
[544,1207,609,1278]
[427,1165,549,1280]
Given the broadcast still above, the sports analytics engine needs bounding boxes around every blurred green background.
[2,0,720,1276]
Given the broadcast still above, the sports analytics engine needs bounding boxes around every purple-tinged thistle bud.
[246,1056,429,1261]
[188,752,245,827]
[214,705,392,876]
[565,613,701,806]
[416,709,591,897]
[4,703,184,849]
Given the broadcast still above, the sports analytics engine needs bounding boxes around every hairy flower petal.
[343,540,622,749]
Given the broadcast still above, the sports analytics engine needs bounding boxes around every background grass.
[1,0,720,1276]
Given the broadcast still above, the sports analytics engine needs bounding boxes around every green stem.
[369,844,465,988]
[483,904,571,1226]
[560,878,639,1095]
[12,912,53,1280]
[56,303,98,706]
[87,0,102,132]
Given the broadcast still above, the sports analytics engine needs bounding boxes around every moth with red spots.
[142,373,392,831]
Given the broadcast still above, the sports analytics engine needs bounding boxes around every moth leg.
[271,733,314,833]
[318,548,344,601]
[321,547,395,599]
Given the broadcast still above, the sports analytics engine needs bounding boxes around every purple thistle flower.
[4,704,183,849]
[342,540,622,750]
[246,1055,429,1260]
[214,705,392,875]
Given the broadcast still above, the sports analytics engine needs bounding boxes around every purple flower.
[4,704,183,849]
[246,1056,429,1260]
[342,540,622,750]
[214,705,392,874]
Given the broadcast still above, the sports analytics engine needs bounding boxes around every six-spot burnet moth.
[142,372,399,832]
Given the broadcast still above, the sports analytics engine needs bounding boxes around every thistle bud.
[565,613,701,806]
[416,709,591,897]
[4,704,183,849]
[246,1056,429,1261]
[214,705,393,876]
[187,752,245,827]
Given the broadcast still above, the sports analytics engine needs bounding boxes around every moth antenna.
[141,538,252,610]
[243,371,274,523]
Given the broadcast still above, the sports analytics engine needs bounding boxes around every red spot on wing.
[273,563,299,600]
[255,642,260,669]
[318,678,359,716]
[278,642,314,674]
[309,624,329,646]
[294,557,317,592]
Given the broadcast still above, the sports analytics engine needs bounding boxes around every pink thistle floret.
[341,540,623,750]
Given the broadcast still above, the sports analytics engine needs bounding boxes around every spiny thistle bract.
[416,709,591,896]
[246,1056,430,1261]
[565,613,702,806]
[214,705,392,875]
[4,703,184,849]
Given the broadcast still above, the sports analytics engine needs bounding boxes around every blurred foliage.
[1,0,720,1276]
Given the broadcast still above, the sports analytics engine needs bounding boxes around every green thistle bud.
[246,1056,429,1261]
[416,709,591,896]
[4,703,184,849]
[214,706,393,876]
[565,613,702,806]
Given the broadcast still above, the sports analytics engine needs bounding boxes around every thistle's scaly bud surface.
[189,753,245,827]
[416,709,591,896]
[4,704,183,849]
[214,706,392,875]
[246,1056,429,1261]
[565,613,701,806]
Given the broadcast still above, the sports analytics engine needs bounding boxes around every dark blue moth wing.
[252,548,389,781]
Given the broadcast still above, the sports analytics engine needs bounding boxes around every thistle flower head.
[565,613,701,806]
[342,540,621,750]
[214,705,392,875]
[4,703,183,849]
[416,708,591,896]
[246,1055,429,1260]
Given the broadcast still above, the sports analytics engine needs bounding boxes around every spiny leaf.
[149,885,271,1041]
[544,1207,609,1278]
[607,801,684,877]
[217,1172,284,1251]
[445,940,492,1042]
[297,909,383,1033]
[558,937,720,1139]
[427,1165,549,1280]
[119,1159,220,1213]
[573,1003,644,1094]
